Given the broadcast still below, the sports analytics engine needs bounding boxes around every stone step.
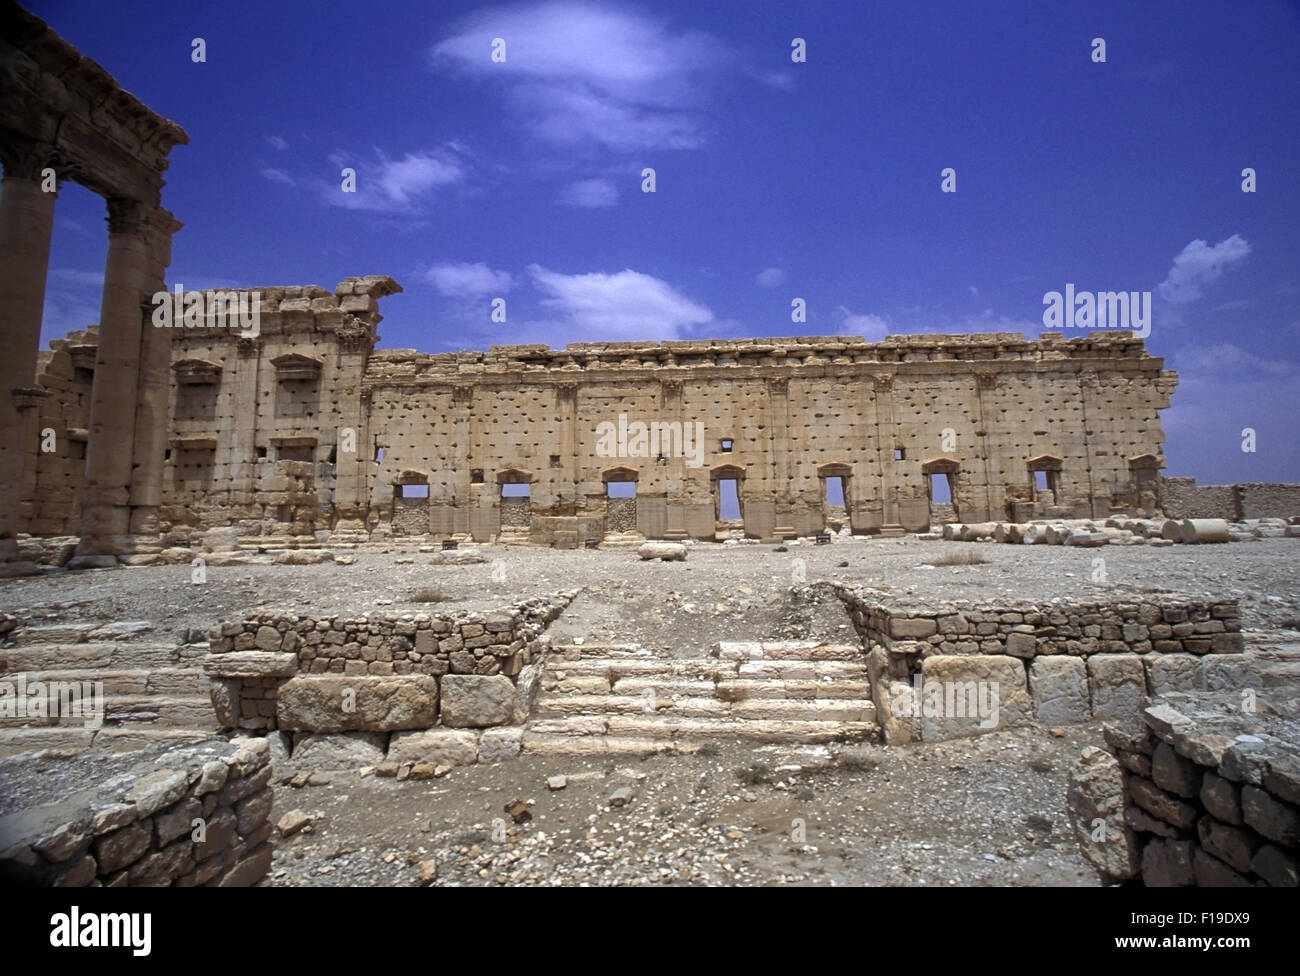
[544,657,739,681]
[711,641,862,661]
[735,659,873,681]
[0,726,213,758]
[0,642,203,674]
[6,622,100,644]
[5,667,210,697]
[527,714,878,744]
[547,644,647,658]
[621,676,873,699]
[0,694,216,729]
[520,733,676,757]
[534,694,876,722]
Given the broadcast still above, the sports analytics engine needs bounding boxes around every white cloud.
[558,178,618,208]
[755,267,785,288]
[48,268,104,288]
[266,135,289,151]
[431,1,726,151]
[526,264,713,340]
[261,168,295,185]
[835,307,890,341]
[1157,235,1252,305]
[422,262,514,298]
[320,148,468,213]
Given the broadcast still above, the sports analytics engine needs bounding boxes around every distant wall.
[1162,477,1300,520]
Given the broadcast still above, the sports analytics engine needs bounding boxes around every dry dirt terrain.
[2,535,1297,886]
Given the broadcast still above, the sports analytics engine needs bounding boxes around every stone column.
[0,148,59,565]
[126,208,181,543]
[75,198,156,561]
[660,377,687,539]
[769,376,794,538]
[872,372,902,533]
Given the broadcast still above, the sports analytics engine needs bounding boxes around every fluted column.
[76,198,158,557]
[127,207,182,541]
[0,147,59,562]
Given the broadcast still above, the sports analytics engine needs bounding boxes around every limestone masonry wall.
[833,585,1245,743]
[1070,694,1299,886]
[204,592,576,736]
[1161,477,1300,521]
[19,287,1187,548]
[0,736,273,887]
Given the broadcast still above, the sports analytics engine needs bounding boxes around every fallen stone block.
[637,542,686,561]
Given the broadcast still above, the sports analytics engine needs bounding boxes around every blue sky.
[31,0,1300,483]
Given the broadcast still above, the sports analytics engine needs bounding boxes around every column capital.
[105,197,149,236]
[0,139,79,184]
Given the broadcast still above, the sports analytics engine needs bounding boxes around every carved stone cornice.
[335,314,372,350]
[11,386,51,411]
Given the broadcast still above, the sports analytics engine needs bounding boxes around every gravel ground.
[2,536,1297,646]
[2,535,1297,887]
[265,726,1102,887]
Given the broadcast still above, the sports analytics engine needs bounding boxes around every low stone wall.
[204,592,576,739]
[1239,483,1300,520]
[0,736,273,886]
[1070,694,1299,886]
[1162,476,1300,521]
[832,585,1245,743]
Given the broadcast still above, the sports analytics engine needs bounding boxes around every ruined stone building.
[1,1,185,567]
[17,281,1180,549]
[0,2,1182,560]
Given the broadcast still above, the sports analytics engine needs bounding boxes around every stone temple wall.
[20,280,1187,548]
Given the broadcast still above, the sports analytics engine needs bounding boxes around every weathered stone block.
[917,655,1031,740]
[1087,654,1146,720]
[387,728,480,766]
[276,675,438,731]
[439,674,517,727]
[1029,656,1089,725]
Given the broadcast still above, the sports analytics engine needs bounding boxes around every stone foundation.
[1070,693,1300,886]
[833,585,1244,742]
[0,736,272,886]
[204,592,576,740]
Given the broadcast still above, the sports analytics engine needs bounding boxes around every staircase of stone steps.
[522,640,879,757]
[1242,634,1300,688]
[0,620,217,756]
